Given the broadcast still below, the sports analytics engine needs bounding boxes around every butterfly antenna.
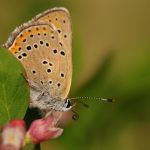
[70,96,115,103]
[71,110,79,120]
[77,100,89,108]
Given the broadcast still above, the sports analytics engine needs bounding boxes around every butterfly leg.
[45,110,62,126]
[53,112,62,125]
[45,109,54,118]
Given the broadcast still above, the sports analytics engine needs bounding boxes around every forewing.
[4,7,72,100]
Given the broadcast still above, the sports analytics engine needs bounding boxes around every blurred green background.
[1,0,150,150]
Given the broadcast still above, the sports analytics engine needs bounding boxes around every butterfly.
[4,7,114,119]
[4,7,73,114]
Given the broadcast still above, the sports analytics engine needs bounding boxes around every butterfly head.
[63,98,74,111]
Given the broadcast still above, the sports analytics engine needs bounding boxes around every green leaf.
[0,48,29,125]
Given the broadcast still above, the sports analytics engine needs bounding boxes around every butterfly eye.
[65,99,72,108]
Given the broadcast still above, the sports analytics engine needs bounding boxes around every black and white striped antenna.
[70,96,115,120]
[70,96,114,103]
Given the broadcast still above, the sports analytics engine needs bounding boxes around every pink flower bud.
[0,119,26,150]
[27,116,63,144]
